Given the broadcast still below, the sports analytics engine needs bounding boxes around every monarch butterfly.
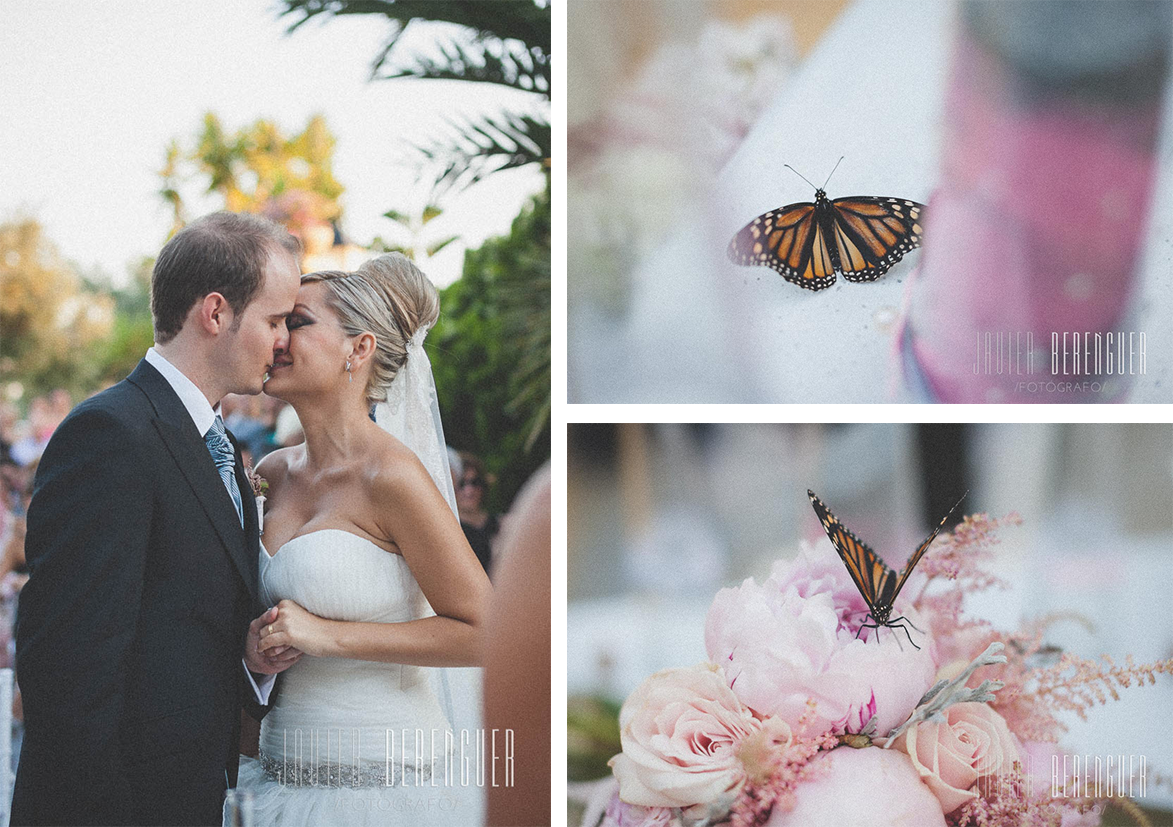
[807,488,967,649]
[727,160,926,291]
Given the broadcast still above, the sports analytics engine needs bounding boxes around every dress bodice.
[260,528,430,622]
[256,529,452,775]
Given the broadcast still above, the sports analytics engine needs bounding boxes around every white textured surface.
[710,0,949,402]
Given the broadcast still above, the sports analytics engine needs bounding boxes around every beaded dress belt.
[258,751,440,789]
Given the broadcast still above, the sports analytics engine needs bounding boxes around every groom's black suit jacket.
[11,360,268,827]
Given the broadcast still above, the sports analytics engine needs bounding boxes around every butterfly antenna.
[822,156,845,189]
[784,164,818,192]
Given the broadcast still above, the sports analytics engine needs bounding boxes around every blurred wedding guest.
[9,396,59,467]
[0,401,18,463]
[0,469,29,573]
[48,388,72,424]
[483,464,550,827]
[457,451,499,576]
[1,461,21,510]
[0,460,28,575]
[223,393,284,462]
[1,507,27,583]
[0,459,31,673]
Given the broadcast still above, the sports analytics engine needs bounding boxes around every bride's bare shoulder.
[361,427,437,502]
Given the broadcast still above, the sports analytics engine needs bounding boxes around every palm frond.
[281,1,549,55]
[416,111,550,194]
[378,37,549,97]
[426,235,460,257]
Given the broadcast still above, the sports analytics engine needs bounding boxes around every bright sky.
[0,1,546,288]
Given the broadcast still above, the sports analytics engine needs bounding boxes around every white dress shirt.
[144,347,275,705]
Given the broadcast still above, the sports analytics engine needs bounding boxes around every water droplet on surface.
[872,305,899,332]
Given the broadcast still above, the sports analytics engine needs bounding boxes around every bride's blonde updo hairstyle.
[301,253,439,404]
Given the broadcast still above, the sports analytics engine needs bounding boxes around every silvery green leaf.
[881,642,1007,748]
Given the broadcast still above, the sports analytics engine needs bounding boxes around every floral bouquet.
[580,511,1172,827]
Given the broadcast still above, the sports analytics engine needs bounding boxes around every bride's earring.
[345,359,352,383]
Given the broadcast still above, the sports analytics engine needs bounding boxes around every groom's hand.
[245,606,303,675]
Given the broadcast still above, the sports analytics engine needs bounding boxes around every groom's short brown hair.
[150,211,301,344]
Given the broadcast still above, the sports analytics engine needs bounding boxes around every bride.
[231,253,492,826]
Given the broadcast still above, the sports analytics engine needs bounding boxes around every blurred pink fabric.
[904,21,1168,403]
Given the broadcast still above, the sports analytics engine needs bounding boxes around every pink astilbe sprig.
[909,512,1021,669]
[949,762,1099,827]
[728,700,839,827]
[987,616,1091,742]
[990,612,1173,742]
[911,512,1023,611]
[986,628,1066,743]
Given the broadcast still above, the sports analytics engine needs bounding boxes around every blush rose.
[893,701,1022,814]
[608,663,773,809]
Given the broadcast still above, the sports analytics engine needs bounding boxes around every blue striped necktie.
[205,415,244,528]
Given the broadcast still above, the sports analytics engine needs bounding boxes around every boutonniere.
[245,464,268,534]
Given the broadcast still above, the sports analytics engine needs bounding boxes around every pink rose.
[705,542,935,736]
[608,664,767,809]
[894,702,1021,814]
[601,791,682,827]
[766,746,946,827]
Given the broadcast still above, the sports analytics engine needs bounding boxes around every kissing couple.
[11,212,491,826]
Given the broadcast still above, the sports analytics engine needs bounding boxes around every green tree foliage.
[92,256,155,388]
[279,0,550,193]
[0,218,116,399]
[431,175,550,509]
[160,113,345,232]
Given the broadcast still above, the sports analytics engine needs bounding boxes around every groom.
[12,212,305,826]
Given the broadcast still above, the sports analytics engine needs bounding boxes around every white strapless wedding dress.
[229,529,482,827]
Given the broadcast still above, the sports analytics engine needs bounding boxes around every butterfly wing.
[828,196,926,283]
[727,203,837,291]
[808,489,894,615]
[889,491,968,605]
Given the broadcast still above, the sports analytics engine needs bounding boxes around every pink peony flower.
[705,542,936,736]
[608,663,769,809]
[765,746,946,827]
[893,702,1022,814]
[601,791,682,827]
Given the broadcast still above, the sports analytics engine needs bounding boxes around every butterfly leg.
[855,613,875,642]
[890,625,906,653]
[856,617,883,645]
[887,618,921,650]
[890,614,924,634]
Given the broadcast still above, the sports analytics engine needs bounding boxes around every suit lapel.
[127,360,257,600]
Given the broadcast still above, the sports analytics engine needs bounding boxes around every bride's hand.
[258,599,333,658]
[245,605,303,675]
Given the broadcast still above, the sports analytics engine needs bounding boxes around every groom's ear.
[196,292,233,336]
